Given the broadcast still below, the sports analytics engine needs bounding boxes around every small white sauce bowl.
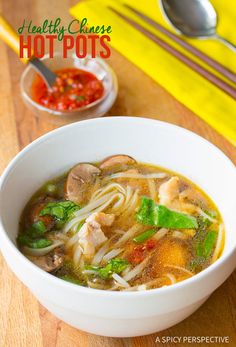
[0,117,235,337]
[21,53,118,125]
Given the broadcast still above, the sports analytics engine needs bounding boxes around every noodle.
[147,179,157,202]
[92,241,110,265]
[106,173,167,180]
[165,273,177,284]
[122,189,139,215]
[112,273,130,288]
[115,224,143,247]
[123,258,149,281]
[103,248,123,262]
[164,265,194,276]
[153,228,168,241]
[64,184,139,233]
[23,240,64,257]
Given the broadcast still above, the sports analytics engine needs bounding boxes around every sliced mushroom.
[65,163,101,204]
[99,155,136,172]
[29,246,65,272]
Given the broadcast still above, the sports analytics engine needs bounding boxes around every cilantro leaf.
[17,234,52,249]
[28,220,47,238]
[85,258,129,280]
[39,201,80,225]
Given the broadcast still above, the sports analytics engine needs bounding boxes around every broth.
[18,155,224,291]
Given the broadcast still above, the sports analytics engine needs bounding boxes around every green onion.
[28,220,47,238]
[133,229,157,243]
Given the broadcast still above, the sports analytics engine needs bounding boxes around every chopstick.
[108,7,236,99]
[125,4,236,85]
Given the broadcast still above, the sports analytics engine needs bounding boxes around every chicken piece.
[159,176,179,207]
[79,223,107,258]
[159,177,200,214]
[78,212,115,259]
[86,212,115,226]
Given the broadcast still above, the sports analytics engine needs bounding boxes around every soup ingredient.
[99,155,136,171]
[85,258,129,280]
[188,217,217,270]
[87,212,115,226]
[18,156,224,291]
[28,246,65,272]
[40,200,80,227]
[31,68,104,111]
[128,239,157,265]
[159,176,179,206]
[30,202,55,230]
[196,229,218,259]
[26,220,47,238]
[18,234,52,249]
[78,212,115,259]
[152,239,189,268]
[133,229,157,243]
[65,163,101,203]
[136,197,198,229]
[196,230,218,257]
[22,241,64,257]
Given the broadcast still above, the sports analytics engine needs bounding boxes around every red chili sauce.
[31,68,104,111]
[128,239,157,265]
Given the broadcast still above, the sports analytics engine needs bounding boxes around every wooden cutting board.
[0,0,235,346]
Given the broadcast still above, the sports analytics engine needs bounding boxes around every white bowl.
[0,117,235,337]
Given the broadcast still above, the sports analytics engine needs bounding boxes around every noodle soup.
[18,155,224,291]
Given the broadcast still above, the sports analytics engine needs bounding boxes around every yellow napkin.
[70,0,236,146]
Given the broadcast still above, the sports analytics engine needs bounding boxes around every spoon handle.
[214,35,236,53]
[0,15,29,64]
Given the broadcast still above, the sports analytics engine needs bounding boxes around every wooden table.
[0,1,235,346]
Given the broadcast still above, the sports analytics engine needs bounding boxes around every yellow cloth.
[70,0,236,146]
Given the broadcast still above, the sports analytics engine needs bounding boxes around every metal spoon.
[159,0,236,52]
[0,15,56,88]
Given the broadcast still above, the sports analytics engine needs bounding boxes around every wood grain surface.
[0,1,235,346]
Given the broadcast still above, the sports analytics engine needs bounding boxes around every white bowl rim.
[0,116,235,298]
